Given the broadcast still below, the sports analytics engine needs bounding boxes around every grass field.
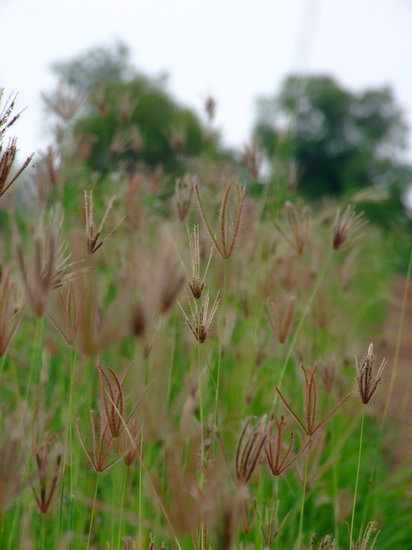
[1,87,412,550]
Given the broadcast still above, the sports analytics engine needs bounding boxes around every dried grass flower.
[276,363,351,437]
[353,521,380,549]
[84,190,124,254]
[186,225,213,300]
[17,213,81,316]
[332,205,366,251]
[195,180,245,260]
[41,81,85,122]
[175,173,195,221]
[0,265,24,356]
[355,343,386,405]
[0,137,33,199]
[31,432,62,515]
[274,201,310,256]
[308,532,336,549]
[0,90,33,199]
[76,409,127,473]
[179,290,219,343]
[267,294,296,344]
[235,417,267,485]
[0,408,30,515]
[240,138,264,180]
[265,415,310,477]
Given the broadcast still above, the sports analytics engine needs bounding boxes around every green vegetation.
[1,52,412,549]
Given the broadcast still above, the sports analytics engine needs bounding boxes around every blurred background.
[2,0,412,241]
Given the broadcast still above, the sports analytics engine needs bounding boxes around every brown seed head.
[309,532,336,549]
[332,205,366,251]
[265,415,310,477]
[175,174,195,222]
[31,432,62,515]
[84,190,123,255]
[274,201,310,256]
[267,294,296,344]
[355,343,386,405]
[41,81,85,122]
[179,291,219,343]
[235,417,267,485]
[0,265,24,356]
[276,363,351,437]
[17,216,81,316]
[194,180,245,260]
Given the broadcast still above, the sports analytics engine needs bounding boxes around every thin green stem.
[0,354,7,380]
[24,316,45,407]
[274,251,333,405]
[214,260,228,441]
[331,421,340,545]
[117,467,129,548]
[350,410,365,549]
[362,244,412,525]
[198,339,205,477]
[86,473,100,550]
[297,446,310,550]
[382,245,412,425]
[138,424,144,546]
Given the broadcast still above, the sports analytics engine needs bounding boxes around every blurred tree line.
[255,74,412,230]
[51,42,226,177]
[50,43,412,237]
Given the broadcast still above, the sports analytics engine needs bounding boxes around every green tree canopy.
[52,43,223,176]
[255,74,412,209]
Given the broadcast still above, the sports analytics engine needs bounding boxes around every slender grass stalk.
[117,467,129,548]
[138,423,144,547]
[198,338,204,476]
[41,513,46,548]
[331,421,340,545]
[350,410,365,549]
[23,316,45,407]
[297,446,310,550]
[361,245,412,526]
[63,347,77,549]
[0,354,7,380]
[274,251,333,405]
[382,245,412,425]
[214,259,228,441]
[86,472,100,550]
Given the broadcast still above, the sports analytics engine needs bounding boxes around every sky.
[1,0,412,160]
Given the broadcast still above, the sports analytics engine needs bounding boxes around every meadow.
[0,85,411,550]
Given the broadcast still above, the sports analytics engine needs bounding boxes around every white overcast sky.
[1,0,412,159]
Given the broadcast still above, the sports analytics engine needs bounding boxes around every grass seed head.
[274,201,310,256]
[276,363,351,437]
[265,415,310,477]
[31,432,62,515]
[267,294,296,343]
[194,180,245,260]
[355,342,386,405]
[175,173,195,221]
[332,205,366,251]
[179,290,219,343]
[17,214,81,316]
[235,416,267,485]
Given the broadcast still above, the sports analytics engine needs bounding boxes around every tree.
[51,43,223,177]
[255,74,412,212]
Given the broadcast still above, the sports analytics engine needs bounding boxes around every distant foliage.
[51,43,223,177]
[255,74,412,227]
